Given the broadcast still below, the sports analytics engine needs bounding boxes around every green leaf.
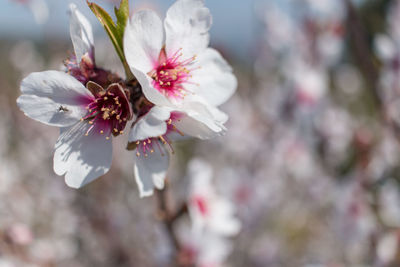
[115,0,129,40]
[87,0,133,80]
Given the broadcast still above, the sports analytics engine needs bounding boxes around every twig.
[344,0,382,107]
[155,182,187,252]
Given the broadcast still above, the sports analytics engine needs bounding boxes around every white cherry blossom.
[17,71,132,188]
[123,0,236,116]
[129,106,225,197]
[178,226,233,267]
[187,158,241,236]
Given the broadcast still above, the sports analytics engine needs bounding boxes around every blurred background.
[3,0,400,266]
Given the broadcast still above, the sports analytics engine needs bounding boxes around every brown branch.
[344,0,382,107]
[155,181,188,252]
[344,0,400,144]
[344,1,400,264]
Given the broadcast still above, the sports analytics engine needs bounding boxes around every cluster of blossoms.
[8,0,400,266]
[17,0,236,197]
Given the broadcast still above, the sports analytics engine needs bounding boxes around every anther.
[159,136,167,144]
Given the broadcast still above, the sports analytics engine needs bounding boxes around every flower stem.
[155,183,181,251]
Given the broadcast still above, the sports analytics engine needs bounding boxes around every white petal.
[188,48,237,106]
[173,111,224,140]
[183,95,230,124]
[181,94,228,123]
[165,0,212,58]
[17,71,92,127]
[124,9,164,73]
[129,106,171,142]
[69,3,94,62]
[53,122,112,188]
[209,199,241,236]
[130,69,171,106]
[133,149,169,198]
[178,99,228,133]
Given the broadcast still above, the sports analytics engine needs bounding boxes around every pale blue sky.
[0,0,258,59]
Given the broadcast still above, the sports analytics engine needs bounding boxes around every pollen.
[80,84,132,139]
[150,48,197,100]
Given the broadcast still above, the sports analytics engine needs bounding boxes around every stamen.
[80,85,130,139]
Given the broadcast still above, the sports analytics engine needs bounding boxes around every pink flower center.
[193,195,209,216]
[81,84,132,139]
[149,49,197,100]
[135,112,184,157]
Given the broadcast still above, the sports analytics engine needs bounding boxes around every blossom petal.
[17,71,92,127]
[209,199,241,236]
[69,3,94,62]
[129,69,171,106]
[188,48,237,106]
[53,122,112,188]
[181,94,228,123]
[124,9,164,73]
[129,106,172,142]
[133,149,169,198]
[165,0,212,58]
[179,99,228,131]
[173,111,225,140]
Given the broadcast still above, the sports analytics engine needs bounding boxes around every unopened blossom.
[17,71,132,188]
[123,0,236,121]
[187,159,241,236]
[129,106,224,197]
